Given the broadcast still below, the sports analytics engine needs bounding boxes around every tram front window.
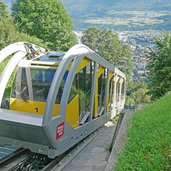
[31,68,55,102]
[12,68,68,104]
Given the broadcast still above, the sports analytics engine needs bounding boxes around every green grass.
[115,92,171,171]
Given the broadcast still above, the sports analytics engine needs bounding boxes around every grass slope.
[115,92,171,170]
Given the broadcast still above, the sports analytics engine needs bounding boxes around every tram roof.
[17,51,66,67]
[34,51,65,62]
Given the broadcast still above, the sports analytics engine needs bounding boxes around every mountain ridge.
[62,0,171,31]
[63,0,171,12]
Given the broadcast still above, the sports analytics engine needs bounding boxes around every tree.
[82,27,133,78]
[0,1,9,19]
[147,33,171,99]
[0,1,46,50]
[12,0,76,51]
[0,1,13,48]
[126,81,151,106]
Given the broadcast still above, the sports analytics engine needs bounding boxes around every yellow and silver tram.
[0,42,126,158]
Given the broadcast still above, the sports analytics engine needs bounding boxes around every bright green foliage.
[0,1,46,49]
[0,19,46,49]
[126,81,151,107]
[14,32,47,48]
[0,1,13,48]
[147,33,171,99]
[0,57,16,98]
[82,27,133,78]
[0,18,15,49]
[115,92,171,171]
[12,0,76,51]
[0,1,9,18]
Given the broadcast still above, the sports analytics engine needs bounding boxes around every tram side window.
[98,69,106,114]
[98,75,103,110]
[85,64,92,109]
[78,63,92,122]
[121,80,125,100]
[108,76,114,111]
[116,81,120,103]
[68,76,77,103]
[56,71,68,103]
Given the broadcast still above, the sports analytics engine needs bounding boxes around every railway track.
[0,127,105,171]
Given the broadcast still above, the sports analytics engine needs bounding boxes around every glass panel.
[12,68,29,100]
[78,63,92,122]
[121,80,125,100]
[98,69,107,113]
[31,68,55,102]
[68,76,77,102]
[85,64,92,108]
[109,75,114,111]
[31,68,68,103]
[98,75,103,109]
[116,81,120,103]
[56,71,68,103]
[12,67,68,104]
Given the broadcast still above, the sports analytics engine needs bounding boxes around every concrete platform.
[63,121,116,171]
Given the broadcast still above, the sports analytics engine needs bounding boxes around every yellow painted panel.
[76,58,90,73]
[67,64,71,70]
[10,98,59,116]
[66,95,79,128]
[97,66,105,77]
[109,72,114,80]
[10,95,79,128]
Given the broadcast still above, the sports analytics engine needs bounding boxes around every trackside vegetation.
[115,92,171,171]
[147,33,171,100]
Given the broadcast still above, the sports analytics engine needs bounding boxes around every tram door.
[78,63,92,124]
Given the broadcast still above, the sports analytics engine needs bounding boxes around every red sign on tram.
[56,122,65,141]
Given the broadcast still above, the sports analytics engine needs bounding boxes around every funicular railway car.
[0,42,126,158]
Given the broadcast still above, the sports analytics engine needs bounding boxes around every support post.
[109,111,125,152]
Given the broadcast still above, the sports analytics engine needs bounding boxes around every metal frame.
[0,42,45,106]
[89,62,97,121]
[44,44,125,125]
[0,42,126,158]
[0,51,27,106]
